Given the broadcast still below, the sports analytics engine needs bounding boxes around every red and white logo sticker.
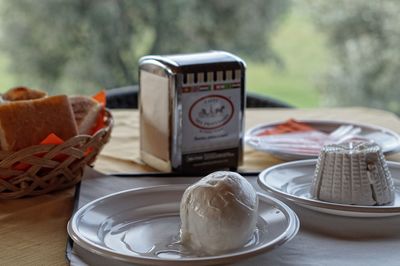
[189,95,234,130]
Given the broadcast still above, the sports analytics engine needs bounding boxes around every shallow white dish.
[68,184,299,266]
[246,120,400,160]
[258,159,400,218]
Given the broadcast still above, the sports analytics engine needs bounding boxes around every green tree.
[0,0,289,94]
[308,0,400,114]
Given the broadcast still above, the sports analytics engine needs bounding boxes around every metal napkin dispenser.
[139,51,245,173]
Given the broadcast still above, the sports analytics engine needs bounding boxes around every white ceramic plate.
[246,120,400,160]
[258,159,400,218]
[68,184,299,266]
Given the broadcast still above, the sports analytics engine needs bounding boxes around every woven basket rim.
[0,109,114,199]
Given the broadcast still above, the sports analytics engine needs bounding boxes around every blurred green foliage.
[247,2,330,107]
[0,0,289,95]
[2,0,398,113]
[308,0,400,114]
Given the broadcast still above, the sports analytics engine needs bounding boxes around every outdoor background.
[0,0,399,114]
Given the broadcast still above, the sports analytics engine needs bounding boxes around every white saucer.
[246,120,400,160]
[258,159,400,218]
[68,184,299,266]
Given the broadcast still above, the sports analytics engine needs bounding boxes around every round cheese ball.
[179,171,259,255]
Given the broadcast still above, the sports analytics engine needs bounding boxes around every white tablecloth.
[68,170,400,266]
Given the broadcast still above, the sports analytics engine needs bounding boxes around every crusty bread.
[0,95,78,151]
[2,86,47,101]
[69,96,102,135]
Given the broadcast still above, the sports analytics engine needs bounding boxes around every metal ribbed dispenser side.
[139,51,245,174]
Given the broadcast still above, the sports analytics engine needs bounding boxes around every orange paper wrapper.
[257,119,315,136]
[91,90,106,134]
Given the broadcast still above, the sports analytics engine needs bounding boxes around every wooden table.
[1,107,400,265]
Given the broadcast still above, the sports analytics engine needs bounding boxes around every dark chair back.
[106,86,293,109]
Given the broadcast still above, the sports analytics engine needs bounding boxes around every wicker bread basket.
[0,109,113,199]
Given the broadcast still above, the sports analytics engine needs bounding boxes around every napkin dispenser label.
[139,51,245,173]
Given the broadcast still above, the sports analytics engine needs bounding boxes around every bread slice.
[69,96,102,135]
[0,95,78,151]
[2,86,47,101]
